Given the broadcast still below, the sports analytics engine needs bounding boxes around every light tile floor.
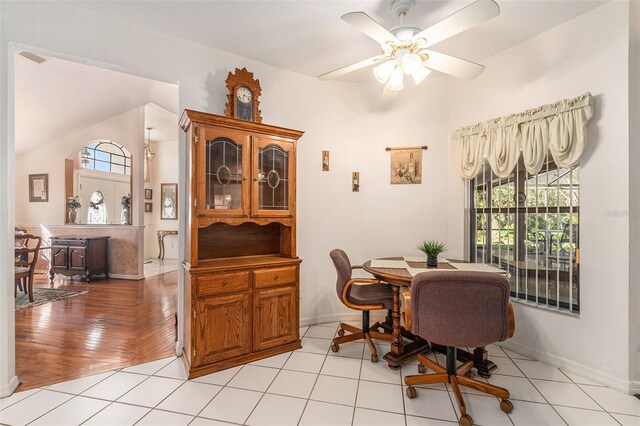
[2,322,640,426]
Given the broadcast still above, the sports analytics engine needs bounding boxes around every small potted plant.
[121,193,131,225]
[417,240,447,267]
[67,195,81,224]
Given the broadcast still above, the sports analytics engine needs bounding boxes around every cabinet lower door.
[68,246,86,271]
[194,293,251,366]
[51,246,68,269]
[253,286,297,351]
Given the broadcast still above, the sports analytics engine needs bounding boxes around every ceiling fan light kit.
[318,0,500,91]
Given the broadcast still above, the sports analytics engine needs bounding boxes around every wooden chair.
[404,271,515,426]
[15,234,42,302]
[329,249,393,362]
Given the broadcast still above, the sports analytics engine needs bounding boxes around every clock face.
[235,86,253,121]
[236,87,252,103]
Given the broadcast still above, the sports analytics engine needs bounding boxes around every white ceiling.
[69,0,608,81]
[15,0,608,154]
[15,54,178,154]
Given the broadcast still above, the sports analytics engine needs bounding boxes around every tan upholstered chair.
[404,271,515,426]
[15,234,42,302]
[329,249,393,362]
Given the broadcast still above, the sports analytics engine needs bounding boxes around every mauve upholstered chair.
[329,249,393,362]
[404,271,515,426]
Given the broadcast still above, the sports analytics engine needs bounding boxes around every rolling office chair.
[404,271,515,426]
[329,249,393,362]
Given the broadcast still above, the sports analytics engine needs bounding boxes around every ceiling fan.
[318,0,500,90]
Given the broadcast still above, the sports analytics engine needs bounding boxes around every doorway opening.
[13,50,180,390]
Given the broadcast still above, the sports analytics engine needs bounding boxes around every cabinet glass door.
[199,128,249,216]
[252,137,294,216]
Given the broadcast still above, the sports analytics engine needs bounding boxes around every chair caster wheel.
[330,342,339,352]
[459,414,473,426]
[371,354,378,363]
[337,329,345,337]
[406,386,417,399]
[417,364,426,374]
[500,399,513,413]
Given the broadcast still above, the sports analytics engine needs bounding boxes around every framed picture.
[29,174,49,202]
[160,183,178,220]
[144,188,153,200]
[390,148,422,184]
[145,202,153,213]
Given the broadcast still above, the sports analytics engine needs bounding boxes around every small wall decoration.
[322,151,330,171]
[224,67,263,123]
[352,172,360,192]
[29,174,48,202]
[160,183,178,220]
[145,202,153,213]
[145,188,153,200]
[387,146,428,185]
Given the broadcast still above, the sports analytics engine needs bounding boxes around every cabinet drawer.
[254,266,297,288]
[196,272,250,297]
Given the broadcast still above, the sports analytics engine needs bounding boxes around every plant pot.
[121,207,130,225]
[427,256,438,267]
[68,209,77,224]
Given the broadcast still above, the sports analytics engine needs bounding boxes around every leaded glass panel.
[257,145,288,210]
[205,137,243,210]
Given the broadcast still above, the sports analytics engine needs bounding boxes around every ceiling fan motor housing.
[391,0,415,19]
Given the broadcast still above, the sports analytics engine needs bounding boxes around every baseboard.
[499,340,632,394]
[108,273,144,280]
[300,312,387,328]
[0,376,19,398]
[631,380,640,395]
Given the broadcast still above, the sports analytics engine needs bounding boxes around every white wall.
[143,137,179,259]
[15,107,143,225]
[0,0,452,394]
[448,1,631,390]
[628,0,640,393]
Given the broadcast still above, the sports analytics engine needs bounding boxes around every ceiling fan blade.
[342,12,400,45]
[423,50,484,80]
[318,55,385,81]
[414,0,500,48]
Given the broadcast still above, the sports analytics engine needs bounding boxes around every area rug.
[15,288,88,311]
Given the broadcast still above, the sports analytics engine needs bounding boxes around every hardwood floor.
[15,271,177,391]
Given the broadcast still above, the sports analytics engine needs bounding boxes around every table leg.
[157,233,162,259]
[384,285,403,369]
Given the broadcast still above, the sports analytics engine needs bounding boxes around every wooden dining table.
[363,257,504,377]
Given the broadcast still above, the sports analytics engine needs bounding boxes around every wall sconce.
[352,172,360,192]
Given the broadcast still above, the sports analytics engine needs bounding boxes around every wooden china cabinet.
[180,110,304,378]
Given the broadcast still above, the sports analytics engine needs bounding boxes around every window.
[88,190,107,224]
[81,141,131,175]
[470,155,580,313]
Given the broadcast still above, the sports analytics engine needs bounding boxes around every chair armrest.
[400,287,412,331]
[508,300,515,338]
[341,278,386,311]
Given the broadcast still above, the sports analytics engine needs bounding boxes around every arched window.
[81,140,131,175]
[87,190,107,224]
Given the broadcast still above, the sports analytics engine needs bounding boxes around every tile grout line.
[296,324,340,426]
[502,346,569,426]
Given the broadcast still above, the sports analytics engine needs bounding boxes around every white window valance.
[451,92,594,179]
